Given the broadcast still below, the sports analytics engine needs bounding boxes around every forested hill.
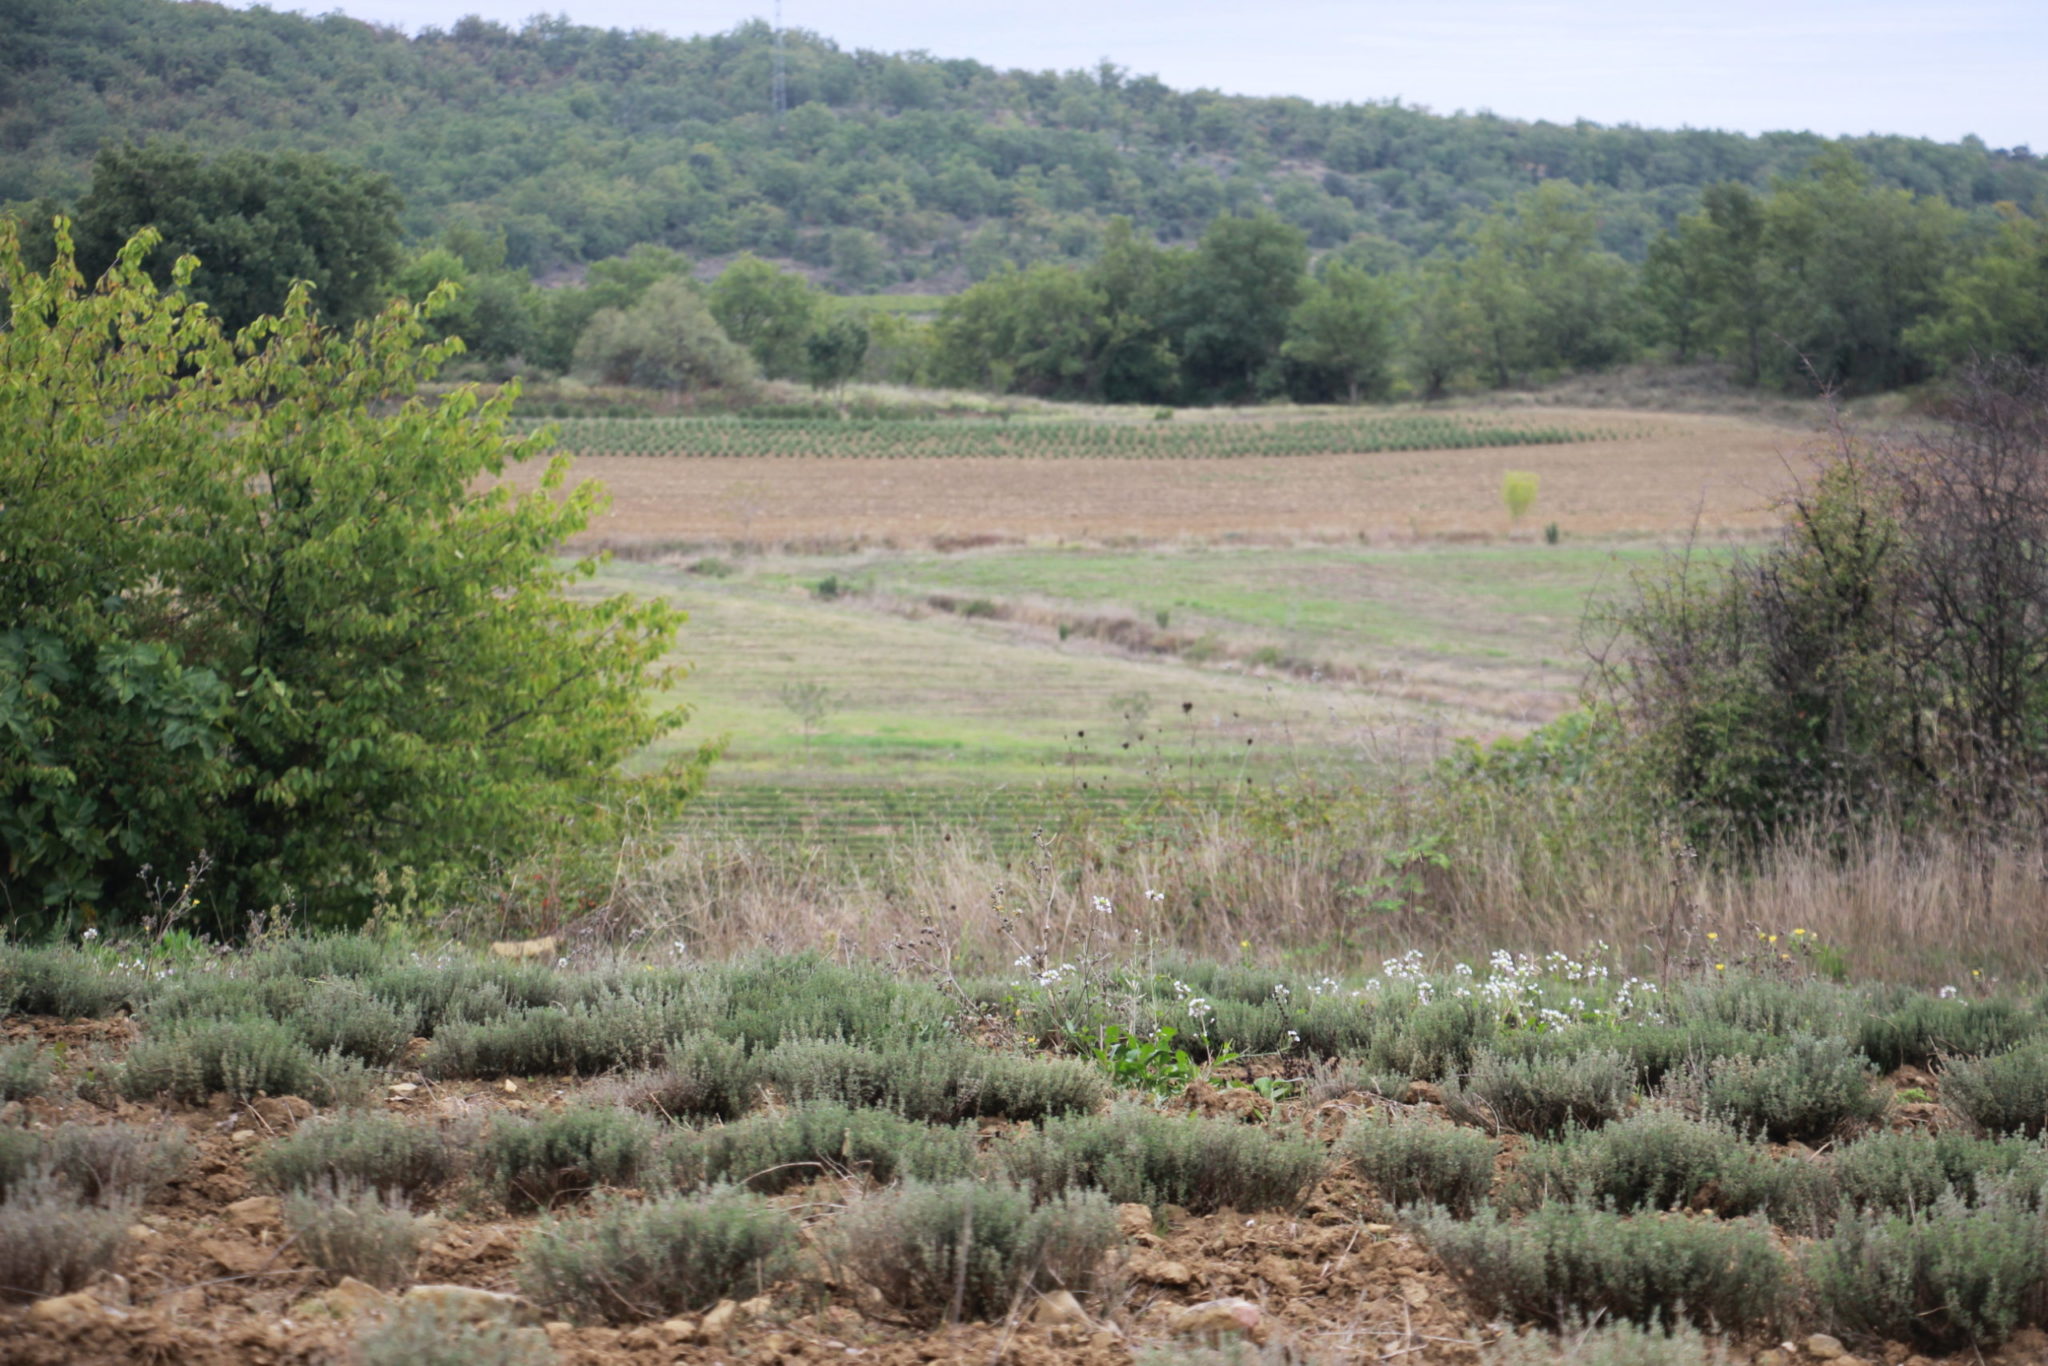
[3,0,2044,287]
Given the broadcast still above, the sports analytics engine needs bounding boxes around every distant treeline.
[2,0,2045,287]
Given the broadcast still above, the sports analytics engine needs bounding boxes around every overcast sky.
[241,1,2043,148]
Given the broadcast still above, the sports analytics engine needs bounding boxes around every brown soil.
[0,1018,1996,1366]
[497,411,1819,551]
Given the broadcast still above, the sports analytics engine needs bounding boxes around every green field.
[591,539,1710,852]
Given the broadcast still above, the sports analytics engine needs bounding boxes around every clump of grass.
[620,1034,759,1122]
[1445,1048,1634,1138]
[674,1102,977,1194]
[712,954,954,1052]
[0,1043,53,1101]
[1858,992,2038,1072]
[1941,1040,2048,1138]
[1505,1108,1822,1223]
[117,1016,372,1103]
[354,1299,558,1366]
[0,1123,191,1205]
[999,1104,1325,1213]
[0,945,139,1019]
[829,1179,1119,1327]
[1301,1058,1414,1104]
[517,1186,798,1324]
[0,1175,133,1304]
[1418,1205,1789,1334]
[1806,1186,2048,1351]
[283,1179,426,1288]
[477,1107,662,1211]
[253,1112,457,1205]
[1339,1111,1495,1216]
[1700,1034,1885,1142]
[1483,1320,1739,1364]
[759,1037,1107,1123]
[1831,1129,2048,1215]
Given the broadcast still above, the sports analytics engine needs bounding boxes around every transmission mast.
[771,0,788,117]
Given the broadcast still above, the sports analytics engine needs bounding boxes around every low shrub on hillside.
[712,955,954,1051]
[673,1102,977,1194]
[291,979,418,1065]
[0,945,140,1019]
[477,1107,663,1211]
[1505,1108,1823,1223]
[1339,1111,1495,1215]
[1445,1048,1634,1137]
[1940,1040,2048,1138]
[829,1179,1119,1327]
[1482,1320,1739,1364]
[999,1104,1325,1213]
[0,1176,132,1304]
[283,1179,426,1288]
[1419,1205,1789,1333]
[1302,1058,1414,1104]
[1806,1187,2048,1351]
[253,1112,458,1205]
[0,1122,192,1206]
[116,1016,372,1103]
[355,1299,558,1366]
[1700,1034,1885,1142]
[759,1037,1106,1123]
[1858,992,2038,1072]
[517,1187,798,1324]
[422,1000,675,1079]
[619,1034,758,1121]
[1831,1129,2048,1214]
[0,1043,52,1101]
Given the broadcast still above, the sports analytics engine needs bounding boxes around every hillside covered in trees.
[4,0,2045,285]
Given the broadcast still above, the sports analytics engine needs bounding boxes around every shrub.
[1604,1024,1778,1090]
[0,945,137,1019]
[759,1037,1107,1124]
[39,1122,191,1204]
[1832,1129,2048,1215]
[117,1016,371,1103]
[0,1175,132,1303]
[830,1179,1119,1327]
[622,1034,758,1122]
[1505,1109,1821,1223]
[1302,1058,1413,1104]
[711,955,953,1052]
[1446,1049,1634,1137]
[1483,1320,1738,1364]
[1340,1111,1495,1216]
[283,1180,425,1288]
[421,1000,673,1079]
[1941,1040,2048,1138]
[675,1102,977,1194]
[0,1042,52,1101]
[253,1112,456,1205]
[1419,1204,1789,1333]
[1806,1187,2048,1351]
[1701,1034,1884,1142]
[1858,993,2038,1072]
[292,979,418,1065]
[517,1187,798,1324]
[999,1104,1325,1213]
[354,1299,557,1366]
[477,1107,662,1211]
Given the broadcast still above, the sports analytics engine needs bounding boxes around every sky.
[239,1,2044,149]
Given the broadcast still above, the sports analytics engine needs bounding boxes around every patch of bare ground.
[498,409,1817,551]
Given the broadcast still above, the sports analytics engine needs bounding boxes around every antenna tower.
[771,1,788,117]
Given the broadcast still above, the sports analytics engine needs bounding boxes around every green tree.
[1692,183,1772,384]
[392,228,543,364]
[1458,182,1639,386]
[1168,212,1308,401]
[707,254,822,378]
[1906,207,2048,369]
[1283,262,1400,403]
[533,244,696,373]
[804,315,871,396]
[931,265,1105,397]
[1406,257,1484,399]
[0,223,708,930]
[1640,216,1713,363]
[572,277,759,394]
[71,141,402,336]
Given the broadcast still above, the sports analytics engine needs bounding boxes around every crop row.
[514,413,1640,460]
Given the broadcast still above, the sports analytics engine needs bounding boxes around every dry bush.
[517,1187,797,1324]
[0,1175,131,1304]
[284,1180,425,1288]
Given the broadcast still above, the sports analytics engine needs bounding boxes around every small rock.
[658,1316,699,1345]
[764,1331,797,1354]
[620,1327,658,1350]
[127,1224,159,1242]
[1363,1222,1395,1235]
[740,1294,774,1319]
[388,1082,419,1098]
[1807,1335,1847,1361]
[403,1284,542,1328]
[1032,1290,1090,1330]
[1115,1203,1154,1239]
[1138,1258,1195,1287]
[1398,1280,1431,1308]
[700,1298,743,1340]
[502,1079,519,1095]
[544,1322,575,1341]
[1171,1297,1262,1341]
[1090,1329,1123,1352]
[230,1128,258,1145]
[324,1277,391,1317]
[1406,1080,1444,1105]
[251,1095,314,1128]
[28,1291,103,1330]
[197,1237,273,1276]
[491,936,560,961]
[226,1195,281,1232]
[85,1273,131,1308]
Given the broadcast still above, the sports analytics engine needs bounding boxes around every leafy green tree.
[1406,257,1485,399]
[572,277,759,394]
[931,265,1105,397]
[1283,262,1400,403]
[71,141,402,336]
[1458,182,1640,386]
[0,223,707,931]
[1906,207,2048,369]
[533,244,696,373]
[707,254,822,379]
[804,315,871,396]
[392,228,543,364]
[1692,183,1773,384]
[1168,212,1308,400]
[1082,216,1179,404]
[1640,216,1714,362]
